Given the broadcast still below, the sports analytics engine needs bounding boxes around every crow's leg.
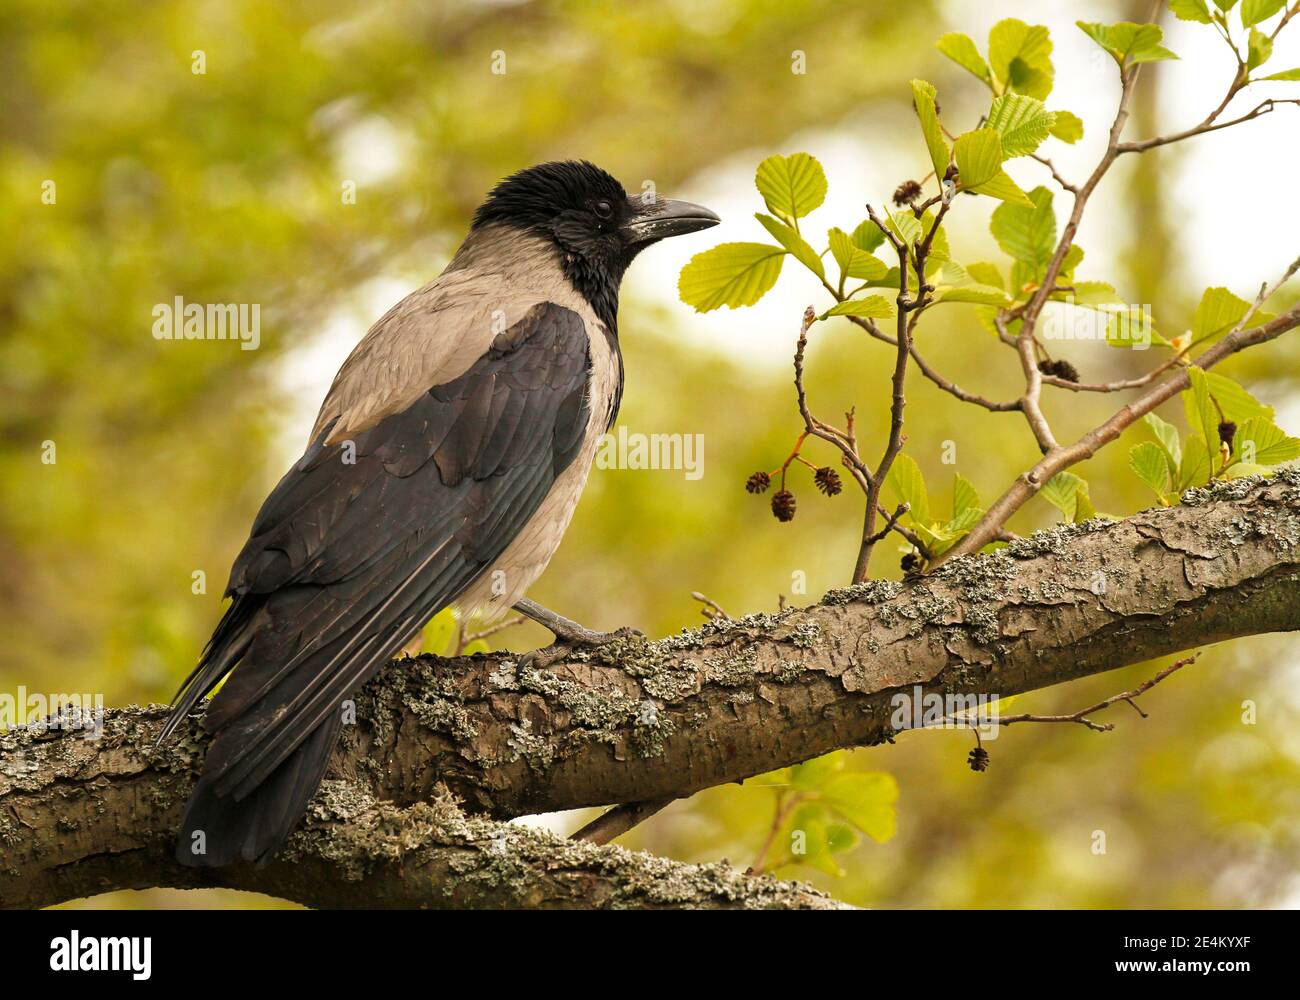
[512,597,642,668]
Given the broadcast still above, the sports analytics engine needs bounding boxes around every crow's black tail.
[175,708,342,867]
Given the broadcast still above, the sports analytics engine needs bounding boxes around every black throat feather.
[557,250,622,337]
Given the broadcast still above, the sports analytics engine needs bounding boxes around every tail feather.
[175,709,342,867]
[157,597,258,744]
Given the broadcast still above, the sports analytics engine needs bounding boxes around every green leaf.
[755,213,824,278]
[932,259,971,286]
[1179,434,1212,489]
[1077,21,1179,64]
[1216,1,1241,11]
[1261,67,1300,80]
[1170,0,1214,22]
[789,752,842,790]
[974,305,1006,337]
[887,454,930,526]
[882,207,952,265]
[824,820,860,856]
[1242,0,1286,27]
[1205,371,1273,422]
[966,262,1004,290]
[1191,286,1252,344]
[754,153,827,222]
[1053,281,1122,308]
[827,227,888,281]
[969,170,1034,205]
[1058,243,1085,282]
[1233,416,1300,465]
[851,219,887,252]
[822,295,896,319]
[1104,305,1159,349]
[1145,412,1182,473]
[1184,366,1220,472]
[1040,472,1094,522]
[940,506,984,539]
[1076,487,1099,521]
[937,32,993,85]
[953,474,981,518]
[991,185,1056,270]
[884,208,922,247]
[678,243,786,312]
[1130,442,1173,500]
[1224,461,1273,479]
[1048,110,1084,143]
[989,19,1055,99]
[987,93,1057,157]
[953,131,1034,204]
[954,128,1004,186]
[1248,27,1274,69]
[820,772,899,844]
[787,803,843,876]
[911,79,951,178]
[934,283,1012,305]
[421,607,460,657]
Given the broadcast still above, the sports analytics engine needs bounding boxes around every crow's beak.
[622,198,720,244]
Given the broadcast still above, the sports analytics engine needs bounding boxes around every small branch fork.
[789,306,925,560]
[789,196,953,584]
[972,653,1201,734]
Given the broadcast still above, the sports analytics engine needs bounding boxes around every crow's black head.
[473,160,718,330]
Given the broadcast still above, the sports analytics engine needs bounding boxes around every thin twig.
[793,306,874,484]
[1118,99,1300,154]
[820,278,1020,412]
[1029,153,1079,195]
[456,614,525,655]
[1039,354,1183,394]
[571,797,676,845]
[867,503,910,544]
[851,200,948,583]
[990,653,1199,733]
[690,591,731,621]
[749,791,803,875]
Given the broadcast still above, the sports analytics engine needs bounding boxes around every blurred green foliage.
[4,0,1300,909]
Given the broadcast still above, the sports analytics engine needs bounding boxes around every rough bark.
[4,472,1300,909]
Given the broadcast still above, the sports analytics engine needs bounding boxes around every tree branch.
[7,474,1300,907]
[940,301,1300,561]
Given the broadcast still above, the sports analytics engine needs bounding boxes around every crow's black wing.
[166,301,591,863]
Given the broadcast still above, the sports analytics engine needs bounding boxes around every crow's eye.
[593,200,614,221]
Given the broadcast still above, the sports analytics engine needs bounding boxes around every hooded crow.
[161,161,719,866]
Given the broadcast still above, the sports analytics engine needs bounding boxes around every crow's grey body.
[313,226,622,621]
[163,161,716,866]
